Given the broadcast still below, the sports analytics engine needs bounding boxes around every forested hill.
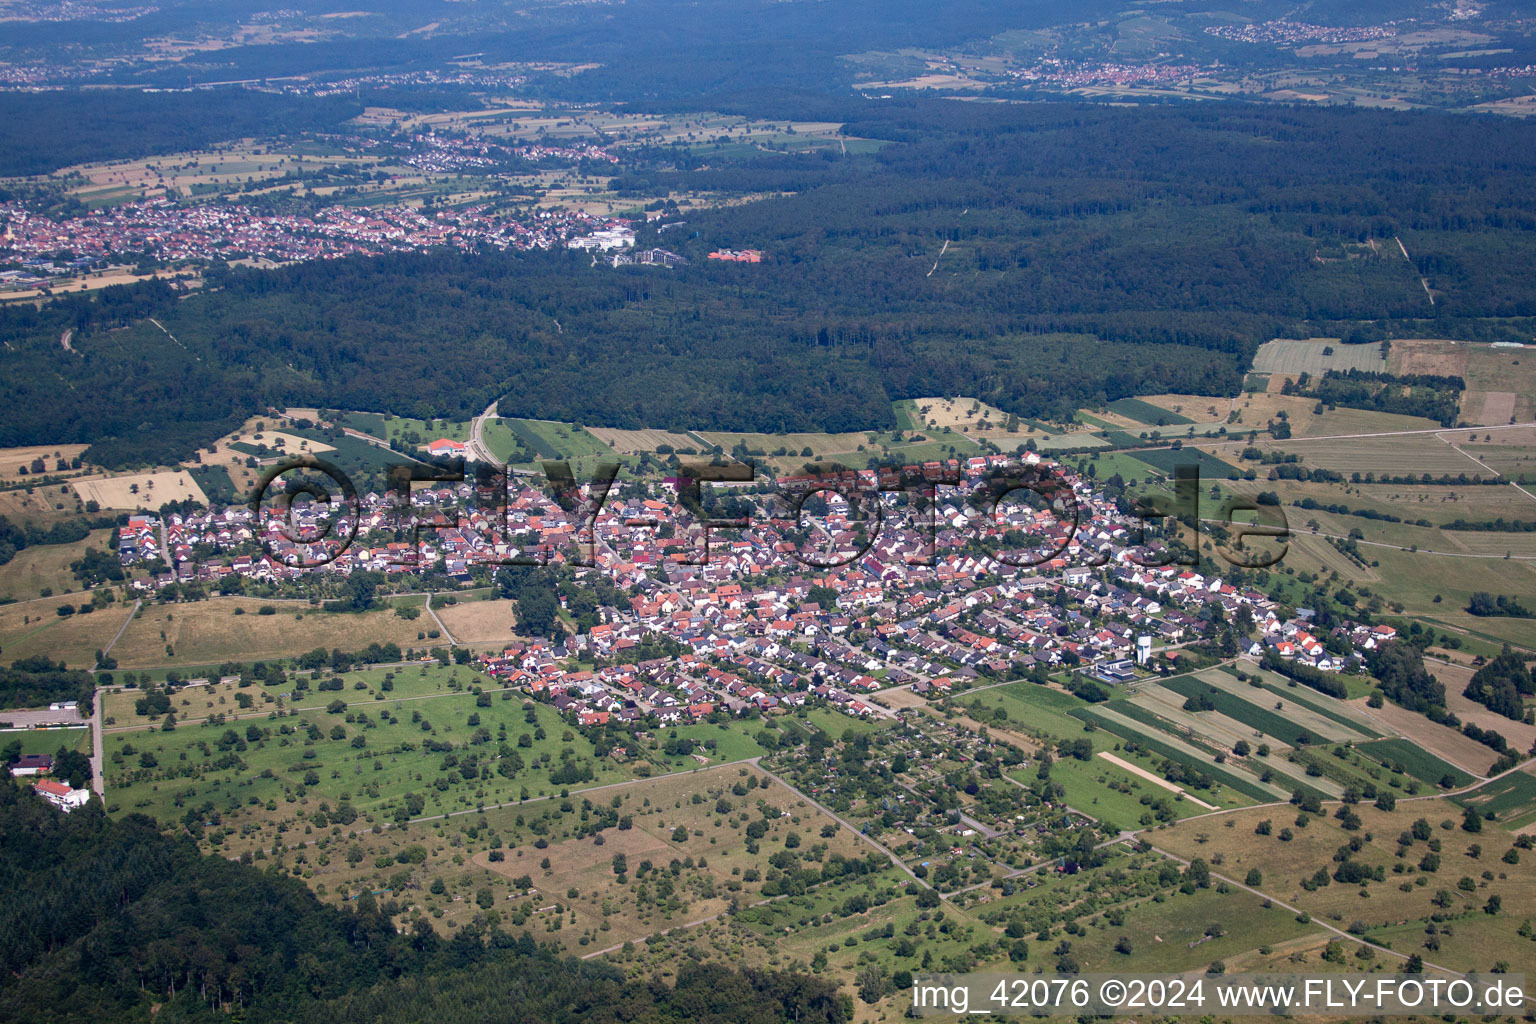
[0,780,848,1024]
[0,92,362,178]
[3,100,1536,467]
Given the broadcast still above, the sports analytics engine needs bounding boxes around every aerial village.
[112,448,1399,734]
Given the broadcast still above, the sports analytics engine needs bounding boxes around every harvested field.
[1476,391,1518,425]
[108,597,424,668]
[1389,338,1470,378]
[72,471,207,511]
[1253,338,1387,377]
[587,427,702,453]
[1393,339,1536,423]
[434,597,519,644]
[1430,659,1536,752]
[1135,394,1232,421]
[1346,696,1501,776]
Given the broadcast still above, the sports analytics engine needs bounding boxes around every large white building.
[567,227,635,251]
[34,779,90,812]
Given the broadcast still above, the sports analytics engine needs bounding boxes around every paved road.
[89,689,105,797]
[467,399,501,464]
[87,597,139,799]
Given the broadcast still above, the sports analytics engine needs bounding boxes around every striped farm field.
[1073,703,1288,803]
[1453,767,1536,828]
[1359,738,1475,788]
[1252,338,1388,377]
[1165,670,1369,745]
[1107,397,1192,425]
[1215,665,1382,736]
[586,427,703,453]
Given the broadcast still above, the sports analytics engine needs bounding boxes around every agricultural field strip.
[1095,751,1216,809]
[1171,670,1368,744]
[1360,738,1476,788]
[1123,687,1347,798]
[1074,703,1291,801]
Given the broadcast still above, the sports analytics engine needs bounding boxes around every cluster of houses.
[8,754,91,812]
[0,197,634,267]
[111,450,1401,728]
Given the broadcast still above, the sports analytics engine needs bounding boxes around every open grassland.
[1226,392,1442,438]
[105,669,630,825]
[72,470,207,511]
[227,430,334,456]
[1246,471,1536,526]
[467,765,870,952]
[0,481,93,526]
[1107,397,1192,425]
[0,444,90,483]
[1453,424,1536,480]
[108,597,428,669]
[0,528,115,602]
[1237,434,1488,479]
[1350,545,1536,646]
[0,595,131,669]
[1253,338,1388,377]
[6,725,90,756]
[701,426,985,475]
[1152,797,1536,974]
[1065,886,1325,973]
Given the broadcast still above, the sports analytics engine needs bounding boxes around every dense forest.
[1463,649,1536,721]
[0,781,848,1024]
[0,92,361,178]
[3,100,1536,466]
[0,656,95,712]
